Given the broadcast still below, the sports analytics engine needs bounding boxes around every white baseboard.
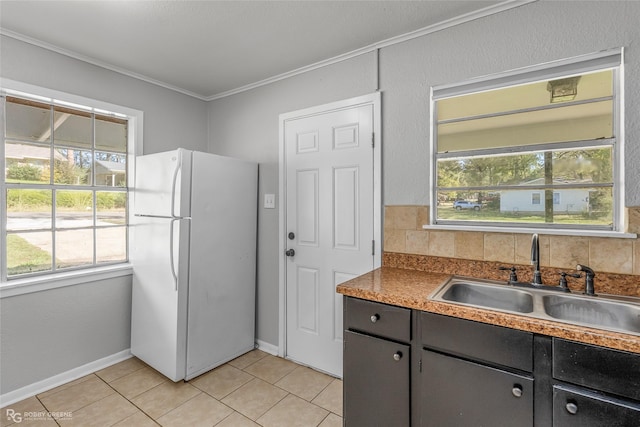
[255,340,278,356]
[0,349,132,408]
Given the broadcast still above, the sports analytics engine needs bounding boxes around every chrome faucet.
[531,234,542,285]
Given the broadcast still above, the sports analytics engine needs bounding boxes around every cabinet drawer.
[345,297,411,342]
[553,384,640,426]
[421,312,533,372]
[553,339,640,401]
[421,349,533,427]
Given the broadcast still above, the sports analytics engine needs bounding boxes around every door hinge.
[419,358,422,373]
[372,240,375,256]
[371,132,375,148]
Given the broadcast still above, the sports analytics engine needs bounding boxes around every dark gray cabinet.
[344,297,411,426]
[552,339,640,426]
[421,348,533,426]
[342,297,640,427]
[552,384,640,426]
[420,312,534,427]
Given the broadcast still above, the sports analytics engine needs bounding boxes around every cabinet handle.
[511,385,523,398]
[393,352,402,361]
[565,402,578,415]
[370,314,380,323]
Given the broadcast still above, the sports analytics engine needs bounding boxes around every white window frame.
[0,80,143,296]
[427,48,635,238]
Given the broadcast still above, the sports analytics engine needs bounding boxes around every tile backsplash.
[383,205,640,297]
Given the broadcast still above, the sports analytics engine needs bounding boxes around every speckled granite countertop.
[336,267,640,354]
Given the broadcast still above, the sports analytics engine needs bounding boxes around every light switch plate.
[264,193,276,209]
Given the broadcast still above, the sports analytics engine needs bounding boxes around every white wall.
[0,276,131,394]
[0,35,209,395]
[207,0,640,348]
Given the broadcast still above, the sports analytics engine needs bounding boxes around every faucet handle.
[499,266,518,283]
[558,271,581,292]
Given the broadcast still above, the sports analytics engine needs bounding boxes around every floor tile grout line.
[94,369,162,426]
[37,374,115,424]
[229,354,342,416]
[34,394,62,427]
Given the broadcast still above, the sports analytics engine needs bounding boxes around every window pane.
[437,70,613,121]
[54,148,92,185]
[6,189,52,230]
[56,190,93,229]
[438,100,613,153]
[5,142,51,183]
[94,153,127,187]
[55,229,93,269]
[436,187,612,226]
[53,107,92,149]
[437,147,612,188]
[5,97,51,142]
[97,226,126,263]
[97,191,126,224]
[6,232,53,276]
[4,94,130,279]
[96,116,127,153]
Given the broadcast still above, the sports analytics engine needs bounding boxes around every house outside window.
[431,49,623,232]
[1,85,139,281]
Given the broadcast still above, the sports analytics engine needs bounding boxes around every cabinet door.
[421,349,534,427]
[553,384,640,427]
[344,330,410,427]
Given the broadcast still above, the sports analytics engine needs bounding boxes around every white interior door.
[282,94,380,377]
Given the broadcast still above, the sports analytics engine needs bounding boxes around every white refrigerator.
[130,148,257,381]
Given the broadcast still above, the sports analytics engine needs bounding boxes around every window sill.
[422,224,637,239]
[0,264,133,298]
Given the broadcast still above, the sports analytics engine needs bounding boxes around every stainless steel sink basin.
[543,294,640,334]
[440,282,534,313]
[431,276,640,336]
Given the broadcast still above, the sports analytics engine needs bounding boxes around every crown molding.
[0,28,209,101]
[1,0,537,102]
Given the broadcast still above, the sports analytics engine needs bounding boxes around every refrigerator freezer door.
[185,152,258,379]
[134,149,192,218]
[131,215,191,381]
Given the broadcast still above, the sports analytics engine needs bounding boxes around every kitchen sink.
[431,276,640,336]
[543,294,640,334]
[440,282,534,313]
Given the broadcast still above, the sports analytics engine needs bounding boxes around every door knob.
[285,249,295,257]
[393,352,402,361]
[288,232,295,240]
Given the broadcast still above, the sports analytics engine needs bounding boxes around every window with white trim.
[431,49,623,232]
[2,89,135,280]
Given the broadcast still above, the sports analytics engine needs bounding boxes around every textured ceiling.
[0,1,504,99]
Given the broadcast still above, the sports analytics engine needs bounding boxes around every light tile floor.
[1,350,343,427]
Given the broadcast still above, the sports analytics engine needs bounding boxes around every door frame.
[277,92,382,359]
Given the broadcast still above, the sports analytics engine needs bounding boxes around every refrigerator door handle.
[170,150,182,218]
[169,218,178,291]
